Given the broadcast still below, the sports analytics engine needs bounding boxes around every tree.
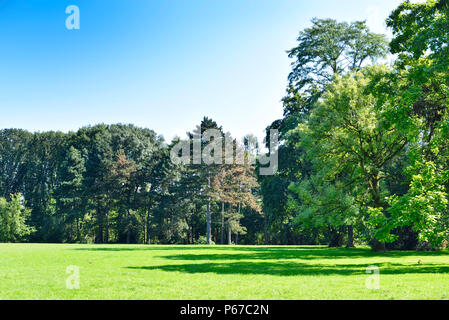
[367,0,449,248]
[213,164,261,245]
[109,149,137,244]
[0,129,32,199]
[22,131,67,242]
[377,159,449,247]
[54,146,86,242]
[262,18,389,245]
[185,117,224,245]
[0,121,266,245]
[289,66,409,250]
[0,194,34,242]
[388,0,449,74]
[139,145,176,244]
[279,18,388,132]
[81,125,115,243]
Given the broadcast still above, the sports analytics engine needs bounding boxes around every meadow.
[1,244,449,300]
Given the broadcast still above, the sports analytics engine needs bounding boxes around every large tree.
[262,18,388,245]
[213,164,261,245]
[289,66,409,250]
[185,117,224,245]
[365,0,449,248]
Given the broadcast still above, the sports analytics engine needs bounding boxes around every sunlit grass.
[1,243,449,299]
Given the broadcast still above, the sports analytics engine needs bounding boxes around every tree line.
[261,0,449,250]
[2,0,449,250]
[0,121,262,244]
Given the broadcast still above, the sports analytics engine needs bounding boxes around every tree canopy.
[2,0,449,250]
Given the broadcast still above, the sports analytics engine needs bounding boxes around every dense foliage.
[1,0,449,250]
[0,122,262,244]
[0,194,33,242]
[262,0,449,250]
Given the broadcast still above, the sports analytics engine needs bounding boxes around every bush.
[196,236,215,245]
[0,194,34,242]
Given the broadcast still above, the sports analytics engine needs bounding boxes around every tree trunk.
[264,212,269,245]
[328,227,343,247]
[221,202,225,245]
[146,206,152,244]
[370,238,386,252]
[126,190,132,244]
[146,217,151,244]
[76,217,80,242]
[126,228,131,244]
[346,225,355,248]
[206,201,211,244]
[96,206,103,244]
[104,211,109,244]
[206,176,212,245]
[69,222,73,243]
[371,175,382,208]
[228,219,232,245]
[369,174,386,252]
[235,202,241,245]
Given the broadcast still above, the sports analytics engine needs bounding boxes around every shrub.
[0,194,34,242]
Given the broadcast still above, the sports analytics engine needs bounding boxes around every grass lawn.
[1,243,449,300]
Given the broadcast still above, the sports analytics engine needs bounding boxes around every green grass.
[1,243,449,300]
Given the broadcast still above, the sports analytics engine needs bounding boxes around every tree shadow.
[72,246,449,261]
[71,246,372,260]
[126,261,449,277]
[155,247,449,261]
[71,246,230,252]
[71,245,329,253]
[157,249,375,261]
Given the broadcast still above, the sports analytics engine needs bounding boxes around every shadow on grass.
[72,246,375,261]
[71,245,449,276]
[159,249,449,262]
[73,246,449,261]
[126,261,449,277]
[157,248,380,261]
[71,246,222,252]
[71,246,331,254]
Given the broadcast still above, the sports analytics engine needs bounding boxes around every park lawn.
[0,243,449,300]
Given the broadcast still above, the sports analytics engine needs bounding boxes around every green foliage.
[388,0,449,73]
[288,66,409,246]
[3,1,449,250]
[0,120,264,245]
[262,18,389,246]
[272,1,449,250]
[377,160,449,247]
[369,0,449,248]
[195,236,215,245]
[287,18,388,112]
[0,194,34,242]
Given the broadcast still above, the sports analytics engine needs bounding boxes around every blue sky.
[0,0,407,142]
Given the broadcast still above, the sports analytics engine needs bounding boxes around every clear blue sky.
[0,0,406,142]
